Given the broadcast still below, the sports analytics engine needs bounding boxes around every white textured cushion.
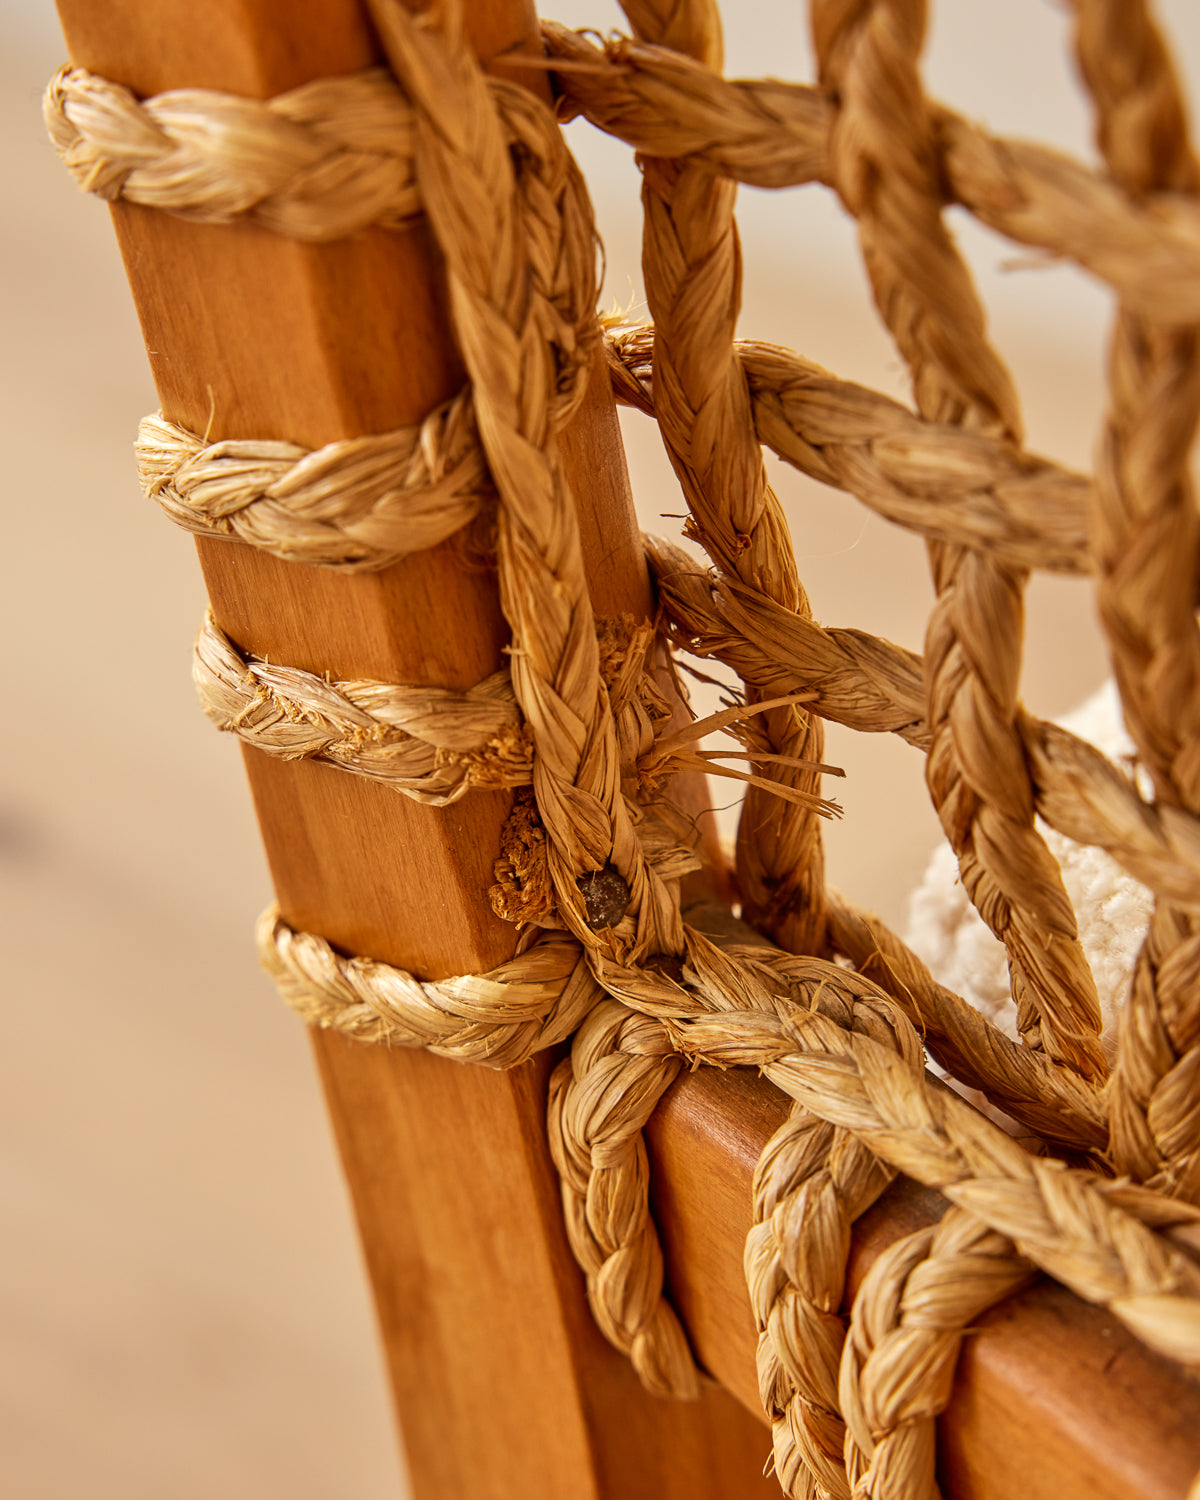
[904,681,1152,1063]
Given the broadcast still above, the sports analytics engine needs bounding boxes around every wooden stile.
[52,0,773,1494]
[50,1,1200,1497]
[648,1068,1200,1500]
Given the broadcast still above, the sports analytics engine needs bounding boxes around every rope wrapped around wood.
[134,327,1100,573]
[196,608,835,819]
[544,21,1200,326]
[194,610,530,804]
[48,0,1200,1494]
[49,52,1141,580]
[49,26,1200,325]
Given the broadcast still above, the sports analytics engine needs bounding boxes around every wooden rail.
[50,1,1200,1496]
[649,1067,1200,1500]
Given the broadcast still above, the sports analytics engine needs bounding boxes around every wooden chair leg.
[317,1041,775,1499]
[52,0,777,1492]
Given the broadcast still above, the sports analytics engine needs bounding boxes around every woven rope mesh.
[45,1,1200,1495]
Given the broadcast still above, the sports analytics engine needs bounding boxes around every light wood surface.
[647,1067,1200,1500]
[50,1,771,1495]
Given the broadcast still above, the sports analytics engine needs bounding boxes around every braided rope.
[615,11,845,1479]
[547,999,699,1398]
[54,60,1133,593]
[50,4,1200,1494]
[52,27,1200,331]
[747,1108,892,1499]
[608,326,1096,576]
[55,36,1200,325]
[369,0,682,961]
[194,611,530,803]
[46,62,421,238]
[551,936,1200,1367]
[651,538,1200,913]
[662,1009,1200,1367]
[825,898,1105,1152]
[139,324,1100,574]
[545,23,1200,326]
[814,0,1104,1083]
[838,1206,1033,1497]
[136,399,490,570]
[621,0,829,960]
[197,607,819,825]
[1069,0,1200,1205]
[261,883,1200,1490]
[257,906,598,1066]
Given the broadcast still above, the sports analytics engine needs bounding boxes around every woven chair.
[48,1,1200,1496]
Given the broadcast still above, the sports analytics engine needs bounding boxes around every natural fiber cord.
[49,0,1200,1495]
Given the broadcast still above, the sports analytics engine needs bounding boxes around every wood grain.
[51,0,770,1495]
[646,1067,1200,1500]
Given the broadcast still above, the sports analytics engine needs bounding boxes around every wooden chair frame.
[50,2,1200,1496]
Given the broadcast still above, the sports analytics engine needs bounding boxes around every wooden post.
[51,0,773,1494]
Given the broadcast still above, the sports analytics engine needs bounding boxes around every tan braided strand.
[544,907,830,1410]
[607,326,1095,577]
[547,999,699,1398]
[197,609,812,825]
[686,895,1104,1157]
[599,911,962,1500]
[747,1111,892,1499]
[813,0,1105,1082]
[641,43,1117,1420]
[738,880,1066,1500]
[649,535,928,747]
[545,24,1200,327]
[257,907,599,1067]
[651,536,1200,916]
[263,892,1200,1405]
[813,1,1020,438]
[574,942,1200,1370]
[141,316,1100,577]
[554,913,918,1435]
[194,612,530,803]
[53,53,1140,587]
[621,0,829,957]
[697,899,906,1500]
[501,76,601,429]
[1069,0,1200,1200]
[50,51,595,305]
[127,71,598,569]
[55,31,1200,331]
[825,897,1105,1154]
[136,399,490,570]
[620,11,847,1479]
[548,917,783,1410]
[46,64,421,239]
[761,1022,1200,1339]
[59,65,1109,584]
[838,1207,1033,1498]
[1070,0,1200,817]
[368,0,680,959]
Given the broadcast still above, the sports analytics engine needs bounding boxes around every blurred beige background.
[3,2,1197,1497]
